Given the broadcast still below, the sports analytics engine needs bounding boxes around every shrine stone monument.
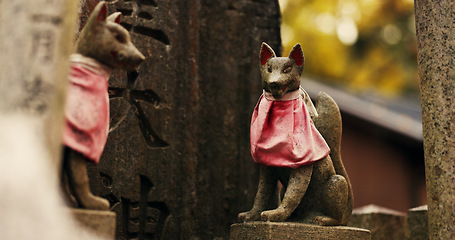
[415,0,455,239]
[349,205,406,240]
[407,205,428,240]
[82,0,282,239]
[0,0,109,239]
[0,0,79,171]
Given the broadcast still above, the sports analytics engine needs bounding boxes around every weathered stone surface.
[414,1,455,239]
[0,117,100,240]
[0,0,79,171]
[82,0,282,239]
[407,205,428,240]
[349,204,406,240]
[230,222,371,240]
[71,208,116,239]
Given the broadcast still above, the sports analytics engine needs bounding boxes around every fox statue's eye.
[283,66,292,73]
[118,53,125,61]
[267,66,272,73]
[113,32,126,43]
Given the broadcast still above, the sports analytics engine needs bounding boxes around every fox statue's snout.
[76,2,145,71]
[259,42,304,99]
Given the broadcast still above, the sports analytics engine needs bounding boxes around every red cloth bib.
[62,54,111,163]
[250,89,330,168]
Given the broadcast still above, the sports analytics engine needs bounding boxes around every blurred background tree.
[280,0,418,97]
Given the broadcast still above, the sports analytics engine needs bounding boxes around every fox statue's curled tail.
[313,91,353,225]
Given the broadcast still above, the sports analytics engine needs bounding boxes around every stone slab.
[0,0,79,171]
[82,0,282,239]
[230,222,371,240]
[415,0,455,238]
[349,204,406,240]
[70,208,116,239]
[407,205,428,240]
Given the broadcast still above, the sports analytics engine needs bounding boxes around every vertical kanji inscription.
[122,175,170,240]
[107,0,169,147]
[22,11,63,114]
[109,71,168,148]
[111,0,170,45]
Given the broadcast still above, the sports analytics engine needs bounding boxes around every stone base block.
[230,222,371,240]
[349,204,406,240]
[407,205,428,240]
[70,208,116,239]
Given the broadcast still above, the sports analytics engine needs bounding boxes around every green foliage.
[280,0,418,97]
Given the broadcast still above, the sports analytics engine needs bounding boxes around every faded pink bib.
[63,54,111,163]
[250,89,330,168]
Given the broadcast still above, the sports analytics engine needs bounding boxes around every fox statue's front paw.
[238,210,261,222]
[260,207,289,222]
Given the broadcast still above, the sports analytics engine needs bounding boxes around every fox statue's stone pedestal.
[71,209,117,239]
[230,222,370,240]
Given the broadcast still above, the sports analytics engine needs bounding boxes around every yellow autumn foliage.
[280,0,418,97]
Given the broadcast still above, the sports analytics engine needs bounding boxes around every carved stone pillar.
[0,0,79,171]
[415,0,455,239]
[82,0,282,239]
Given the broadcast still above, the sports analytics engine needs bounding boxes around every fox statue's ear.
[288,43,304,67]
[75,1,110,55]
[260,42,276,65]
[78,1,107,39]
[107,12,122,24]
[94,1,108,24]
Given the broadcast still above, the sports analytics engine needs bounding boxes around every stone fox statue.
[62,1,145,210]
[238,42,353,225]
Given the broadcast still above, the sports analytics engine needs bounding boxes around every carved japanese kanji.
[110,0,169,45]
[30,28,56,63]
[23,12,61,114]
[21,75,52,114]
[109,71,168,148]
[122,175,170,239]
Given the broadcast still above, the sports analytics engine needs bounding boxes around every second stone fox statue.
[62,1,145,210]
[238,43,353,225]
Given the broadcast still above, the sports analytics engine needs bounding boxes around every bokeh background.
[280,0,418,98]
